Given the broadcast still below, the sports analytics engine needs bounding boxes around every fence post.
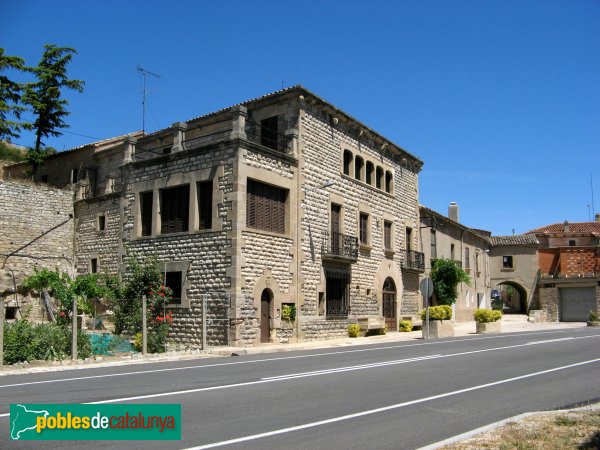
[142,295,147,355]
[71,297,77,360]
[202,294,207,350]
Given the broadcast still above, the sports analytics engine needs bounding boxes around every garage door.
[560,287,596,322]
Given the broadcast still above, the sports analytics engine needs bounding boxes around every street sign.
[420,278,434,298]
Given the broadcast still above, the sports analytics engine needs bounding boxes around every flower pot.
[476,321,501,334]
[422,320,454,339]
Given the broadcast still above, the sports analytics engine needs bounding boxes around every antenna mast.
[137,65,161,133]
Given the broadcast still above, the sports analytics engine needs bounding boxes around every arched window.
[385,171,393,193]
[376,166,384,189]
[355,156,364,181]
[343,150,353,176]
[366,161,374,185]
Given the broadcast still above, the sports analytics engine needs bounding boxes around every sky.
[2,0,599,236]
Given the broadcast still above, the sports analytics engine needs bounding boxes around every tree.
[0,48,29,140]
[430,258,471,306]
[22,44,84,168]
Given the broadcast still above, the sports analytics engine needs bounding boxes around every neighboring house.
[489,234,540,314]
[4,86,423,347]
[527,219,600,322]
[419,203,492,322]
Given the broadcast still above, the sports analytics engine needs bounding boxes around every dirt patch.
[439,406,600,450]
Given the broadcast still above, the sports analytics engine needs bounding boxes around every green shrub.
[366,325,387,336]
[281,303,296,321]
[398,320,413,332]
[348,324,361,338]
[133,324,169,353]
[2,321,92,364]
[589,310,598,322]
[491,298,504,311]
[420,305,452,321]
[474,308,502,323]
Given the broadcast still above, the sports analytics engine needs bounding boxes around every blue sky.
[2,0,599,236]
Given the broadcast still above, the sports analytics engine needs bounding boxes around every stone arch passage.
[494,281,528,314]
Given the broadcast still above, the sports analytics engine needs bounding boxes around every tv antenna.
[137,65,161,133]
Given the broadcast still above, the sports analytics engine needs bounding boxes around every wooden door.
[382,277,397,331]
[260,289,271,343]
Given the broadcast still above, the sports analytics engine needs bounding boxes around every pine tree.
[0,48,29,140]
[22,44,84,169]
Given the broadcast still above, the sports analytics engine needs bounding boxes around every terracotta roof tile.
[528,222,600,235]
[490,235,539,247]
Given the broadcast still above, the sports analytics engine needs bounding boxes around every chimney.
[563,220,570,232]
[448,202,459,223]
[595,213,600,222]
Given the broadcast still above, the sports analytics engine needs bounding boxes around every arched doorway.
[382,277,397,331]
[494,282,527,314]
[260,289,272,343]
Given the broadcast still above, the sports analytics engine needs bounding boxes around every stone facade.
[4,86,423,347]
[419,205,492,322]
[0,180,75,321]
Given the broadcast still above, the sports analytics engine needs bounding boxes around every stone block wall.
[74,196,122,276]
[120,145,236,348]
[298,105,420,337]
[0,180,74,292]
[539,286,559,321]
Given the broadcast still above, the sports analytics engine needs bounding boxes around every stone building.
[529,219,600,322]
[4,86,423,347]
[419,203,492,322]
[488,234,540,314]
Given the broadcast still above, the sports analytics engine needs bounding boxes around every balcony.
[402,250,425,272]
[321,232,359,262]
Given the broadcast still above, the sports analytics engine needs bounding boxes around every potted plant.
[474,308,502,334]
[421,305,454,338]
[587,310,600,327]
[280,303,296,329]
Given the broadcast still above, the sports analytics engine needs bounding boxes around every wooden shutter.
[246,179,286,233]
[384,221,392,250]
[161,185,190,234]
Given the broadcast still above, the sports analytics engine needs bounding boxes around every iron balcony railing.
[326,304,350,318]
[321,232,359,260]
[403,250,425,271]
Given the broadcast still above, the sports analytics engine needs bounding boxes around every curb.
[417,402,600,450]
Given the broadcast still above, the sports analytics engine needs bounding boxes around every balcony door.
[331,204,341,254]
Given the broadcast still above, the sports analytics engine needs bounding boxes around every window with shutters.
[430,230,437,260]
[197,180,213,230]
[160,185,190,234]
[246,179,288,234]
[384,221,393,251]
[359,212,369,246]
[140,191,153,237]
[465,247,471,271]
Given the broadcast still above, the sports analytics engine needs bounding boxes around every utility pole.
[137,66,161,133]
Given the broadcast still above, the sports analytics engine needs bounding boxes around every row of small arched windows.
[343,150,393,194]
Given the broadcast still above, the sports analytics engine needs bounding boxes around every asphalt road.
[2,327,600,449]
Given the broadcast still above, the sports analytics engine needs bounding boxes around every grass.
[439,408,600,450]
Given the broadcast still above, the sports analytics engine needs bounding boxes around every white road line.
[183,357,600,450]
[262,355,443,380]
[0,329,579,390]
[0,334,597,420]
